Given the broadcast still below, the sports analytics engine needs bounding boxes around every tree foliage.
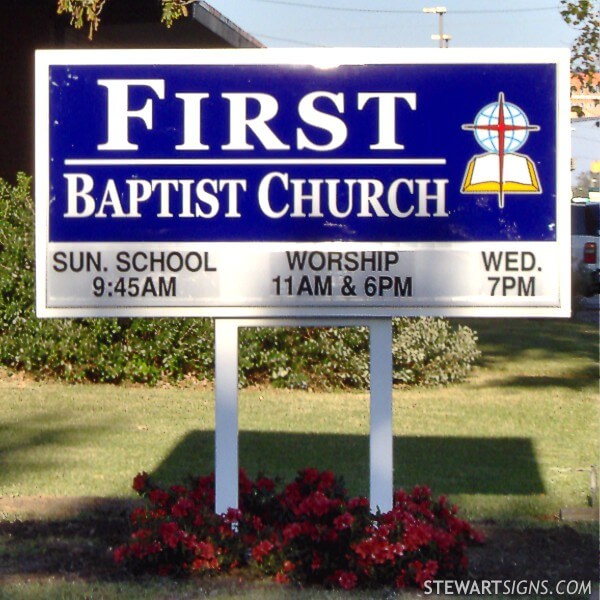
[56,0,196,38]
[572,171,594,197]
[56,0,107,38]
[560,0,599,76]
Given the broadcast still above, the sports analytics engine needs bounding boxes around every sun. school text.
[36,49,570,317]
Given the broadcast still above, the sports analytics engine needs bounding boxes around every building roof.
[194,1,265,48]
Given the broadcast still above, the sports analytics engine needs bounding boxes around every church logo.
[461,92,541,208]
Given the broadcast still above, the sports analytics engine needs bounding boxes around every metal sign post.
[369,318,394,512]
[215,318,393,515]
[214,318,240,515]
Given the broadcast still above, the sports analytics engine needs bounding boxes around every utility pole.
[432,33,452,48]
[423,6,447,48]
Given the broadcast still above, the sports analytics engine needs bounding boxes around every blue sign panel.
[48,59,562,243]
[36,49,571,318]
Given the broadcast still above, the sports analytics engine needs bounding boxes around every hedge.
[0,174,480,388]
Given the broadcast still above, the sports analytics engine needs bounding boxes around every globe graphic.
[473,100,531,154]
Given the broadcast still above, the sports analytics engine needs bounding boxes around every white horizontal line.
[64,158,446,166]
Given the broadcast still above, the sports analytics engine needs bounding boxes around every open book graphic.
[462,153,541,193]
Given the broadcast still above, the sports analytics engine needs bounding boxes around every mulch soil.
[0,497,597,593]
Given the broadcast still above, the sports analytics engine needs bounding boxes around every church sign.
[35,48,571,318]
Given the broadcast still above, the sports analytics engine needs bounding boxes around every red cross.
[463,92,540,207]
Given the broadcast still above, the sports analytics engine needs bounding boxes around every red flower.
[317,470,335,491]
[411,559,439,588]
[394,568,409,588]
[132,472,149,493]
[298,491,333,518]
[158,522,182,549]
[334,512,355,531]
[224,507,243,524]
[301,467,320,485]
[218,523,235,539]
[300,521,318,541]
[256,476,276,492]
[411,485,432,503]
[311,552,323,571]
[324,527,339,544]
[432,529,456,554]
[192,556,219,571]
[113,544,128,564]
[392,541,405,556]
[251,515,264,532]
[275,571,290,584]
[116,469,482,590]
[239,468,254,494]
[196,542,215,558]
[282,481,302,507]
[353,534,395,565]
[348,496,370,511]
[148,489,170,508]
[171,497,194,518]
[251,539,274,563]
[129,507,148,525]
[402,522,434,552]
[283,522,303,543]
[131,527,152,541]
[129,542,143,559]
[283,560,295,573]
[150,508,167,520]
[337,570,358,590]
[394,489,410,505]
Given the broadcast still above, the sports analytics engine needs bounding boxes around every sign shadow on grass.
[0,412,114,488]
[150,430,545,497]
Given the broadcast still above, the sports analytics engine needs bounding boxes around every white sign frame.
[36,47,572,319]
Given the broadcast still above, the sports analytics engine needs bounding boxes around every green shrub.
[0,174,215,384]
[0,174,479,388]
[393,317,481,386]
[238,320,480,389]
[238,326,370,389]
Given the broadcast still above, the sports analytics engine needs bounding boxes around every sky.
[205,0,599,187]
[207,0,576,49]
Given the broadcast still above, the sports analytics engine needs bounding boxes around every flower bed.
[115,469,483,590]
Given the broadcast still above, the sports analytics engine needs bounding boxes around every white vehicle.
[571,200,600,297]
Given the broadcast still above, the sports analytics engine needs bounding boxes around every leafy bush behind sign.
[0,175,479,388]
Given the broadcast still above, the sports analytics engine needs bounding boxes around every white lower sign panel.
[42,242,564,317]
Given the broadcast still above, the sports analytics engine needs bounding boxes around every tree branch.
[56,0,198,38]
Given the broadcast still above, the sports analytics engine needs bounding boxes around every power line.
[249,0,422,13]
[254,32,330,46]
[248,0,559,15]
[453,5,559,14]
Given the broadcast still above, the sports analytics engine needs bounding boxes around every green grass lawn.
[0,579,365,600]
[0,318,597,524]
